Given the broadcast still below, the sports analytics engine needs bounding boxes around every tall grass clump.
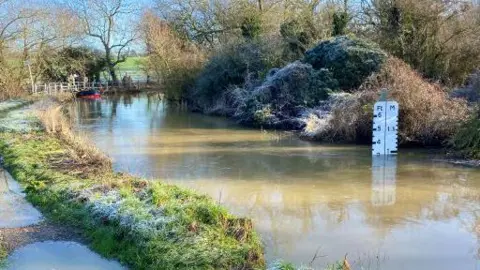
[313,57,469,145]
[35,103,112,174]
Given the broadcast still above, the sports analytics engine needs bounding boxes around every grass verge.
[0,102,265,269]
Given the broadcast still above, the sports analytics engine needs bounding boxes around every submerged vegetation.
[0,103,264,269]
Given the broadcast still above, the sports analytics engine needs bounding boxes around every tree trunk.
[109,65,118,85]
[105,48,118,84]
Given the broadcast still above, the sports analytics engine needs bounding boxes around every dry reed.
[36,104,111,175]
[316,57,470,145]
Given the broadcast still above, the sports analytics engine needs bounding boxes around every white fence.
[31,81,149,95]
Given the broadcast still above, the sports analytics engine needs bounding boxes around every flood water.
[0,167,43,228]
[71,94,480,270]
[5,241,125,270]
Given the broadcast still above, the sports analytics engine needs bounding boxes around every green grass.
[116,57,145,71]
[0,109,265,269]
[114,56,147,81]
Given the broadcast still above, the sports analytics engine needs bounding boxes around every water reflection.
[71,94,480,270]
[371,156,397,206]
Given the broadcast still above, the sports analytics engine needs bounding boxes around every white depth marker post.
[372,99,399,156]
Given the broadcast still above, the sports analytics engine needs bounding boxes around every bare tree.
[68,0,137,83]
[0,0,33,59]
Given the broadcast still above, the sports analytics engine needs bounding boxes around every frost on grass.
[67,185,174,239]
[300,93,353,139]
[0,100,30,113]
[235,62,336,128]
[0,105,40,133]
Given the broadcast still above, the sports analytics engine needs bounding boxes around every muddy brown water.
[70,93,480,270]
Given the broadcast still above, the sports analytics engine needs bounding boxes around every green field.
[117,57,145,70]
[115,57,146,81]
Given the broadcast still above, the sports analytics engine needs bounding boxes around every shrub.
[141,11,205,101]
[241,13,262,39]
[41,46,105,82]
[310,57,469,145]
[0,60,27,100]
[364,0,480,86]
[332,12,348,36]
[280,19,318,61]
[304,36,387,90]
[451,111,480,159]
[451,70,480,103]
[192,40,284,111]
[235,62,337,127]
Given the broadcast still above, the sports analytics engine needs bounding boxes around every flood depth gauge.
[372,90,399,156]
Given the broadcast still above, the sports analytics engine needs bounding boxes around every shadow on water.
[70,93,480,270]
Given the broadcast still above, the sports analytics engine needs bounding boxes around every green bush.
[332,12,349,36]
[451,112,480,159]
[41,46,105,82]
[192,40,283,111]
[241,14,262,39]
[304,36,387,90]
[279,19,318,61]
[235,62,337,127]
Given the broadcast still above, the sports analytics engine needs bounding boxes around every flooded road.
[71,93,480,270]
